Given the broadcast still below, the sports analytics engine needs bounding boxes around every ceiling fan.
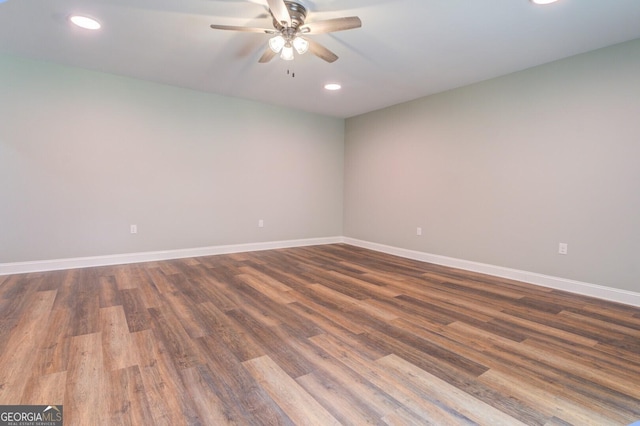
[210,0,362,63]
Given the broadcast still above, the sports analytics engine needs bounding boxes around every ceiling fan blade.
[210,24,276,34]
[300,16,362,34]
[258,47,277,63]
[308,39,338,63]
[266,0,291,27]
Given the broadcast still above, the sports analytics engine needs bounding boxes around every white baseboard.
[343,237,640,308]
[3,236,638,308]
[0,236,343,276]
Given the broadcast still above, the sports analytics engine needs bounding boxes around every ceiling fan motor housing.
[275,1,307,28]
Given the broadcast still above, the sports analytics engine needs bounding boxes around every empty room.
[1,0,639,424]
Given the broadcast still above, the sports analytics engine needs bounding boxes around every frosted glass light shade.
[293,37,309,55]
[269,35,285,53]
[280,44,294,61]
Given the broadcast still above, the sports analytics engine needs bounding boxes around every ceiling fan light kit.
[210,0,361,63]
[268,34,308,60]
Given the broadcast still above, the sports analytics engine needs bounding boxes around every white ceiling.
[1,0,640,118]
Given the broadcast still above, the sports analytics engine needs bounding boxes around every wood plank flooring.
[1,244,639,425]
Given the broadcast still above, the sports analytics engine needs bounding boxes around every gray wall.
[3,39,639,294]
[0,55,344,263]
[344,39,640,292]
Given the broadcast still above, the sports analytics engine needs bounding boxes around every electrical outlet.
[258,219,264,228]
[130,224,138,234]
[416,227,422,236]
[558,243,568,255]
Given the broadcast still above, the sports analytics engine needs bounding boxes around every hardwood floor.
[1,244,639,425]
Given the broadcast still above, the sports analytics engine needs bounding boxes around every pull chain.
[286,64,296,78]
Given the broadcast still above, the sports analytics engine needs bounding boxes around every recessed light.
[324,83,341,91]
[69,15,101,30]
[530,0,559,4]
